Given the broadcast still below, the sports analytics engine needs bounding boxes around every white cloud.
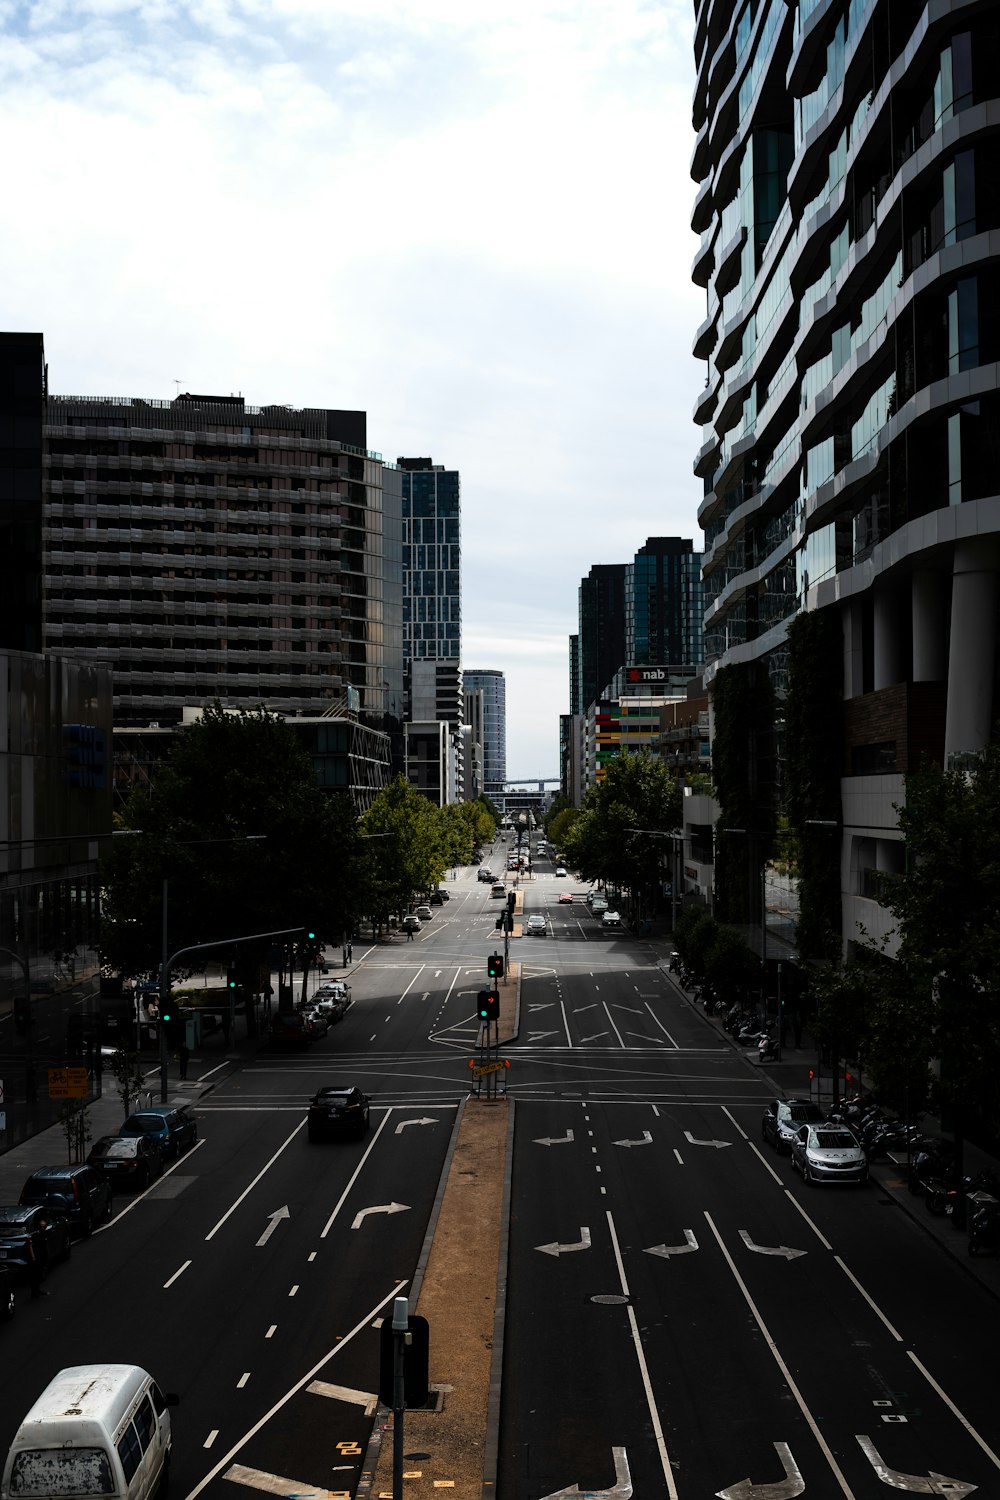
[0,0,702,777]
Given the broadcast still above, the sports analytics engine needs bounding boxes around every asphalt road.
[497,875,1000,1500]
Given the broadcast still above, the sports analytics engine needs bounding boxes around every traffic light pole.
[392,1295,407,1500]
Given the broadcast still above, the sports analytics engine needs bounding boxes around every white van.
[2,1365,178,1500]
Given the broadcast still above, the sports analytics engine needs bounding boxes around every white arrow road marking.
[255,1207,290,1247]
[351,1202,410,1230]
[539,1445,631,1498]
[528,1030,560,1042]
[395,1117,437,1134]
[223,1463,332,1497]
[716,1441,804,1499]
[535,1226,592,1257]
[306,1380,378,1416]
[578,1031,609,1044]
[534,1129,575,1146]
[575,1002,598,1012]
[684,1129,733,1149]
[613,1131,653,1148]
[739,1230,807,1261]
[856,1435,978,1495]
[645,1231,698,1258]
[529,1002,555,1011]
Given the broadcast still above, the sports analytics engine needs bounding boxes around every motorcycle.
[757,1029,778,1063]
[907,1138,956,1196]
[945,1170,1000,1229]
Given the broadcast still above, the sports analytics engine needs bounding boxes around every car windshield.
[813,1130,857,1149]
[788,1106,822,1123]
[123,1116,161,1135]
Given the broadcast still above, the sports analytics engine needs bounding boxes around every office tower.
[463,670,506,803]
[692,2,1000,952]
[0,333,45,654]
[1,359,404,737]
[625,537,704,670]
[398,457,462,792]
[577,563,626,713]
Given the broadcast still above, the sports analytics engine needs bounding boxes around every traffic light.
[487,953,505,980]
[478,991,500,1022]
[227,961,238,990]
[306,928,317,941]
[507,892,516,913]
[495,916,503,930]
[161,997,172,1024]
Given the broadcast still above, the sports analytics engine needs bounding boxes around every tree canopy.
[561,753,681,916]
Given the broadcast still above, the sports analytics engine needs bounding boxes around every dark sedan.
[87,1134,164,1190]
[119,1104,197,1160]
[0,1205,72,1279]
[307,1086,371,1141]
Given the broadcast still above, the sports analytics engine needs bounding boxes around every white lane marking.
[163,1259,191,1289]
[205,1125,305,1242]
[237,1373,250,1389]
[288,1285,298,1297]
[673,1149,683,1165]
[559,1000,573,1047]
[223,1464,339,1497]
[783,1193,834,1249]
[203,1431,218,1449]
[834,1257,902,1341]
[101,1138,206,1231]
[307,1379,379,1415]
[605,1211,678,1498]
[265,1326,276,1339]
[704,1211,857,1497]
[602,1002,626,1048]
[320,1108,395,1238]
[644,1003,678,1045]
[907,1349,1000,1473]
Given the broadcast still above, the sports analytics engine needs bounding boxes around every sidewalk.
[648,941,1000,1301]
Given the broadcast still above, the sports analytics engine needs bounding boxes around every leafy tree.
[808,948,932,1113]
[704,925,759,999]
[100,702,361,1008]
[672,907,718,980]
[547,806,579,848]
[109,1048,147,1121]
[562,754,681,918]
[360,776,447,925]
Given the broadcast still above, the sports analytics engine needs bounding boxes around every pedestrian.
[29,1218,49,1298]
[407,924,414,942]
[178,1043,189,1080]
[347,940,353,962]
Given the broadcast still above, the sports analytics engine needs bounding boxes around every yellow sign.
[472,1059,510,1079]
[47,1067,88,1100]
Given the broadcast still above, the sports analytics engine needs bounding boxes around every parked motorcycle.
[968,1199,1000,1256]
[907,1138,956,1196]
[757,1028,778,1062]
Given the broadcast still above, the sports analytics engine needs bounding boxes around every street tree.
[561,753,681,918]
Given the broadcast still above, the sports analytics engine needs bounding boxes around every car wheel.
[103,1196,113,1222]
[926,1189,947,1216]
[802,1161,812,1185]
[80,1211,94,1238]
[139,1166,150,1191]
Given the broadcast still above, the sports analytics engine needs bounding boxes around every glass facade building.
[692,0,1000,953]
[463,670,506,802]
[625,537,704,669]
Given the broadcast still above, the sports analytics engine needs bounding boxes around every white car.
[601,910,621,928]
[526,914,546,935]
[555,866,567,877]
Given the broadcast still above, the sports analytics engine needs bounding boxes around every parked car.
[601,910,622,928]
[19,1166,113,1236]
[430,890,446,904]
[761,1098,826,1153]
[416,904,433,921]
[299,1007,330,1037]
[87,1135,164,1191]
[526,914,547,935]
[119,1105,197,1160]
[402,913,422,933]
[270,1012,314,1048]
[791,1123,869,1185]
[307,1086,371,1141]
[0,1205,72,1279]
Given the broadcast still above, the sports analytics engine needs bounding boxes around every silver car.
[791,1124,868,1185]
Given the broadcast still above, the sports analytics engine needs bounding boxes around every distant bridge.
[502,777,560,791]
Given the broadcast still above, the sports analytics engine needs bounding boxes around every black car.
[87,1135,164,1191]
[19,1165,113,1236]
[307,1086,371,1141]
[0,1205,72,1279]
[761,1097,826,1152]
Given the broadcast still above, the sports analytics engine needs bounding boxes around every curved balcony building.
[692,0,1000,953]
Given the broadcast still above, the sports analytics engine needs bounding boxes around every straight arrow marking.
[256,1207,290,1247]
[739,1230,807,1261]
[856,1435,978,1496]
[351,1202,410,1230]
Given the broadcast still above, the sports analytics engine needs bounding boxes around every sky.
[0,0,704,780]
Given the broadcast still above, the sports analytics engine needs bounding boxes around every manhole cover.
[591,1293,630,1305]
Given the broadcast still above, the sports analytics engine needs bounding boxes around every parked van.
[2,1364,178,1500]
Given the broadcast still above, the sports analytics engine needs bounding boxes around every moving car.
[526,914,546,935]
[558,892,574,904]
[761,1098,826,1153]
[0,1205,72,1278]
[19,1166,113,1236]
[590,897,609,915]
[491,882,506,898]
[555,866,568,877]
[791,1123,869,1185]
[401,913,422,933]
[119,1105,197,1160]
[601,910,622,928]
[87,1136,164,1191]
[307,1086,371,1141]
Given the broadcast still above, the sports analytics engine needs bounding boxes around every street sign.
[471,1059,510,1079]
[47,1066,88,1099]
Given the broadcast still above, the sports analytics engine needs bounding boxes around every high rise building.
[398,456,463,797]
[463,670,506,803]
[576,563,627,714]
[625,537,704,670]
[691,1,1000,954]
